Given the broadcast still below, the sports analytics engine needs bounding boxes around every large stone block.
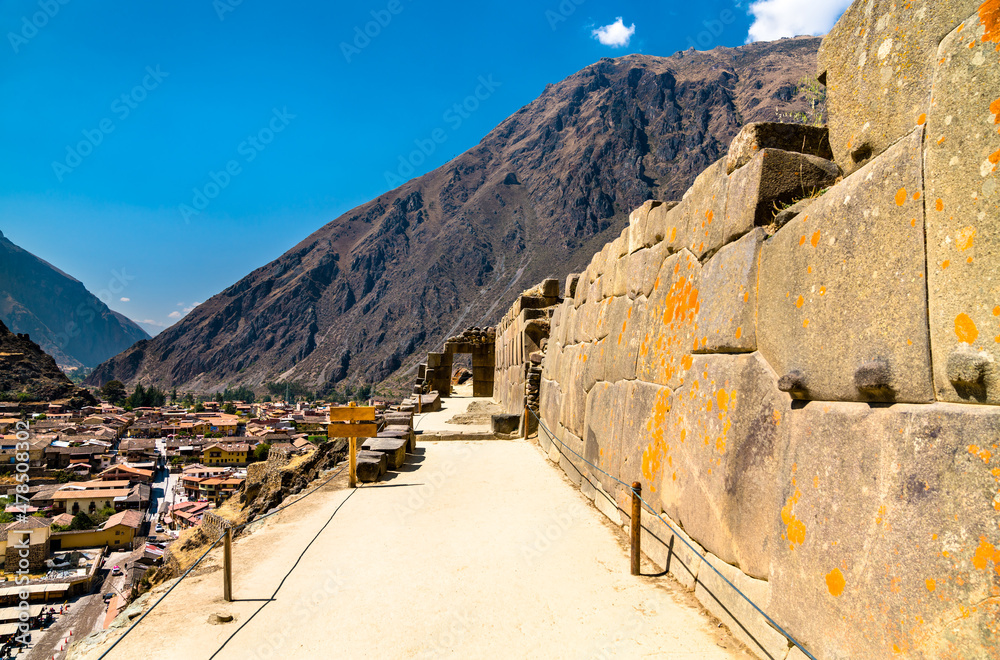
[627,200,662,254]
[724,149,840,245]
[559,345,587,438]
[639,508,705,590]
[696,229,765,354]
[636,250,702,390]
[625,242,668,300]
[695,552,792,660]
[583,381,628,496]
[604,296,645,383]
[772,401,1000,660]
[726,122,834,175]
[925,9,1000,404]
[758,129,934,403]
[656,353,790,580]
[538,376,562,431]
[681,159,729,259]
[580,339,606,393]
[646,200,689,254]
[818,0,978,174]
[616,380,672,514]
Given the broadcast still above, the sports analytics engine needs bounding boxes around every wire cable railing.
[97,460,350,659]
[525,406,818,660]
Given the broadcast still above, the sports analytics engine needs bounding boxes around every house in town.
[203,443,249,467]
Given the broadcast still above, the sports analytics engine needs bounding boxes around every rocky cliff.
[0,318,97,405]
[0,231,150,371]
[86,37,825,394]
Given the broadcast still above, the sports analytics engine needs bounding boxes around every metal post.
[223,526,233,602]
[349,437,357,488]
[630,482,641,576]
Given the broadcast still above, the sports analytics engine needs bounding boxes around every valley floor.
[74,439,747,659]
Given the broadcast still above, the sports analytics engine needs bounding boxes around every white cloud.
[592,17,635,48]
[746,0,851,42]
[168,311,181,319]
[141,319,166,327]
[183,302,201,313]
[120,297,130,302]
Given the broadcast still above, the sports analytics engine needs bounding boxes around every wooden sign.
[327,422,378,437]
[328,407,376,422]
[327,405,377,488]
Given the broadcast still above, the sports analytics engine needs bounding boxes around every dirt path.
[76,441,748,660]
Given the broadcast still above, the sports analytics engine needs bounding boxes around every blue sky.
[0,0,849,335]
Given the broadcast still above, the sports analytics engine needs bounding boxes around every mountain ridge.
[0,230,151,371]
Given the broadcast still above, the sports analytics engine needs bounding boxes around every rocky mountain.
[0,319,97,405]
[87,37,825,394]
[0,230,150,371]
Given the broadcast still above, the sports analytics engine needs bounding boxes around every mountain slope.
[0,319,98,405]
[0,230,151,371]
[87,37,824,394]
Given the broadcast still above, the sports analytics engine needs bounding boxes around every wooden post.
[523,406,529,439]
[223,526,233,602]
[349,437,357,488]
[630,482,641,576]
[417,394,422,414]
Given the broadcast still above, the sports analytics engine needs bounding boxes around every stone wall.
[501,3,1000,658]
[494,280,562,416]
[4,543,47,572]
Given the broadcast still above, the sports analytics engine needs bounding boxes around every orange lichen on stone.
[955,313,979,344]
[781,487,806,549]
[971,536,1000,573]
[826,568,846,597]
[895,188,908,206]
[936,198,945,212]
[917,113,927,126]
[990,149,1000,165]
[942,260,951,269]
[925,578,936,592]
[799,235,806,246]
[803,319,810,328]
[980,0,1000,45]
[796,295,805,309]
[735,326,742,339]
[641,388,672,485]
[958,227,976,251]
[811,231,821,248]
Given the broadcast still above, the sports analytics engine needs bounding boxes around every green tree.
[68,512,94,530]
[101,380,127,405]
[170,388,178,402]
[184,392,195,407]
[194,402,206,413]
[251,442,272,463]
[223,402,237,415]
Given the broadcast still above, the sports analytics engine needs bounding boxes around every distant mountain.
[0,319,98,405]
[87,37,825,394]
[0,230,150,370]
